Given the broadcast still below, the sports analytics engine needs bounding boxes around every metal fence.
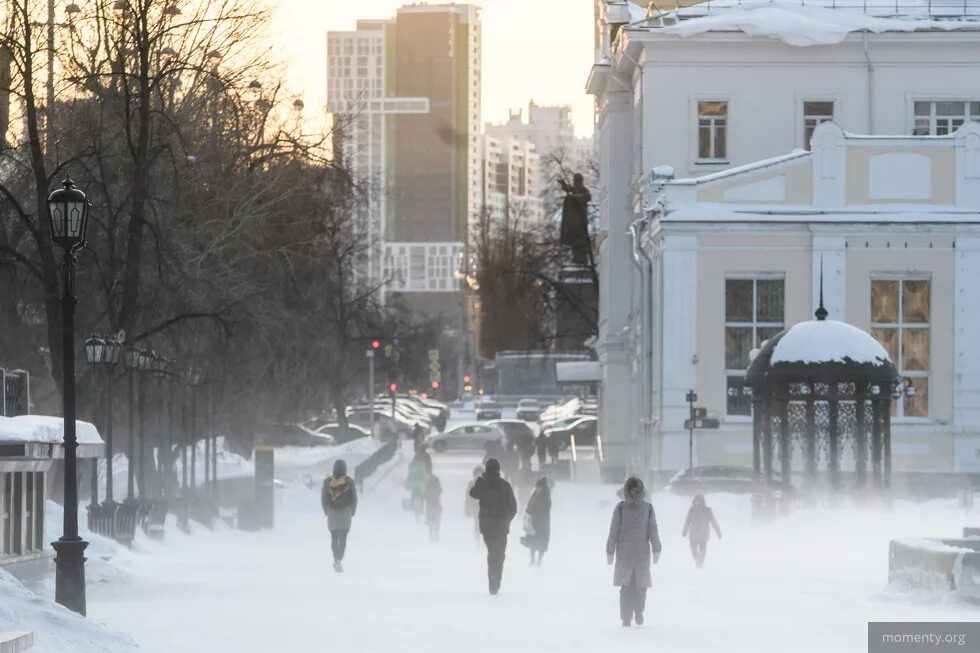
[668,0,980,19]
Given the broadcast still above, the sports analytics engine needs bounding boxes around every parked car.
[515,398,542,422]
[488,419,535,451]
[664,466,777,495]
[426,423,503,453]
[312,423,370,445]
[540,414,591,433]
[347,410,410,440]
[544,416,597,449]
[475,399,503,421]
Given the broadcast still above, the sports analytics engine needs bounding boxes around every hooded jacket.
[682,495,722,542]
[468,458,517,536]
[321,459,358,532]
[606,477,661,588]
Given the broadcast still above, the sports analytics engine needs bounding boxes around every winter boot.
[635,612,644,626]
[333,560,343,573]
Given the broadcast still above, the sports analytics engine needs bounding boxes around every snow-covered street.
[69,438,977,653]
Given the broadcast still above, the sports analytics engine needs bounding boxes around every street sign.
[693,407,707,418]
[684,418,720,430]
[428,349,440,362]
[685,390,698,403]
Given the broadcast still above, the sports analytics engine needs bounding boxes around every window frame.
[911,99,980,136]
[724,273,786,420]
[870,274,932,420]
[802,99,836,149]
[695,99,730,165]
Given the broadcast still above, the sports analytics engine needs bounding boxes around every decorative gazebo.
[746,301,900,491]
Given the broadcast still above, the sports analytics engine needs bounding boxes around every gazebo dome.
[747,319,897,385]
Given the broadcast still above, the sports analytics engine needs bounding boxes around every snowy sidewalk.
[69,449,979,653]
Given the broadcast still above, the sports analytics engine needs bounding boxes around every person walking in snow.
[546,431,561,464]
[682,494,722,569]
[469,458,518,595]
[425,473,443,541]
[606,476,661,627]
[465,465,483,542]
[405,450,430,520]
[522,477,552,566]
[321,459,358,573]
[535,431,548,469]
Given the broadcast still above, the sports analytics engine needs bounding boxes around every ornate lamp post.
[101,337,123,503]
[136,348,152,498]
[47,175,91,615]
[84,336,105,509]
[123,345,144,502]
[151,353,168,498]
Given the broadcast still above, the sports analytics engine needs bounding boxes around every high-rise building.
[384,3,481,310]
[327,5,481,315]
[481,135,542,225]
[486,101,594,213]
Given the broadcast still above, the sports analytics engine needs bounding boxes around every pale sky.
[270,0,596,137]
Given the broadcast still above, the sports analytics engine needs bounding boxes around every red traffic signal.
[389,382,397,393]
[463,375,471,383]
[431,380,440,389]
[372,339,381,349]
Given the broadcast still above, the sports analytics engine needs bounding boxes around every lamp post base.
[52,537,88,616]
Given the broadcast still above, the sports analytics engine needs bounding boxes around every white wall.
[635,34,980,176]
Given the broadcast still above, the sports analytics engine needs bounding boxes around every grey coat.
[321,475,358,532]
[606,497,661,588]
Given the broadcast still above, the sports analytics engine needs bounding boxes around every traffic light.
[463,384,473,392]
[431,380,440,390]
[389,382,397,393]
[371,339,381,350]
[463,374,471,384]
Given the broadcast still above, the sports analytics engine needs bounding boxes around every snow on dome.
[651,1,980,47]
[0,415,103,445]
[771,319,891,366]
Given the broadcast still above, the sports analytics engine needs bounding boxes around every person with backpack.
[321,459,358,573]
[606,476,661,627]
[464,465,483,542]
[424,473,443,542]
[522,477,552,566]
[469,458,518,595]
[682,494,722,569]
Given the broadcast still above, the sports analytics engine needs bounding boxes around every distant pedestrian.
[522,477,552,566]
[415,443,433,474]
[500,443,519,480]
[425,473,443,541]
[606,476,661,627]
[405,451,430,520]
[321,459,358,573]
[464,466,483,542]
[514,464,535,508]
[516,436,535,471]
[682,494,722,569]
[535,432,548,469]
[469,458,518,595]
[546,432,561,464]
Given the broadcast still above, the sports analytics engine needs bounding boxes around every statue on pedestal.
[559,173,592,266]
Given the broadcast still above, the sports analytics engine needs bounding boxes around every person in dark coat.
[321,459,358,572]
[546,432,561,464]
[424,473,443,542]
[535,432,548,469]
[469,457,518,595]
[682,494,722,569]
[522,477,552,566]
[606,476,661,627]
[464,465,483,542]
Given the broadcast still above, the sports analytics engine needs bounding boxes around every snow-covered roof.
[746,316,898,384]
[0,415,103,446]
[630,0,980,47]
[771,320,891,366]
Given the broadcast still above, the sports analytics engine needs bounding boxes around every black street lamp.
[47,175,91,616]
[136,348,152,498]
[84,336,105,510]
[123,345,145,502]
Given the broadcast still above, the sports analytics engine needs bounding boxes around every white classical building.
[587,0,980,479]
